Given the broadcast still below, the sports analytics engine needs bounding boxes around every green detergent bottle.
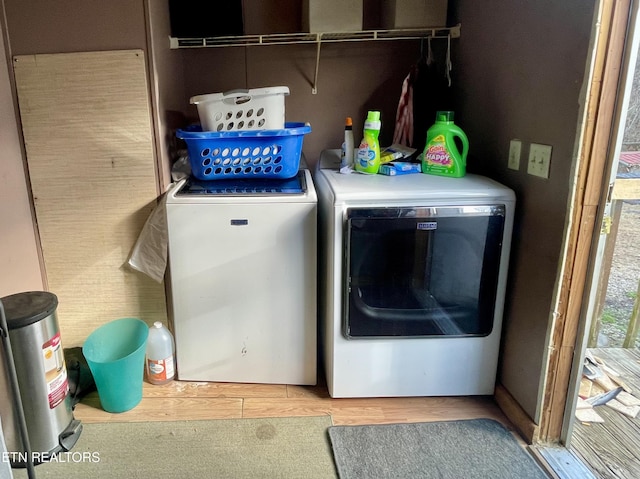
[355,111,381,174]
[422,111,469,178]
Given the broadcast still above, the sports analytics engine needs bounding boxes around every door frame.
[539,0,638,443]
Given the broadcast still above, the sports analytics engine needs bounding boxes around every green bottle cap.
[364,111,381,130]
[367,111,381,121]
[436,111,454,122]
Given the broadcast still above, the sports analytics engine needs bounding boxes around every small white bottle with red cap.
[145,321,175,385]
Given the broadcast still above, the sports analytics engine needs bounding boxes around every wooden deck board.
[571,348,640,479]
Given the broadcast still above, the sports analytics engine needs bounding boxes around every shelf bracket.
[312,34,322,94]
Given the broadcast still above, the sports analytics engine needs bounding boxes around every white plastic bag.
[127,194,168,283]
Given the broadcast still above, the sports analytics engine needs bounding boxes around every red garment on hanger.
[393,66,416,147]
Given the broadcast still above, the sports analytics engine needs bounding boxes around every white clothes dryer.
[314,150,515,398]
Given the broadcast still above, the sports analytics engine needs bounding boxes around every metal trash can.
[0,291,81,466]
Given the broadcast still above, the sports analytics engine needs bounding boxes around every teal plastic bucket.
[82,318,149,413]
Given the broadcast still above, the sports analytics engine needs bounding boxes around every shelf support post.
[312,34,322,94]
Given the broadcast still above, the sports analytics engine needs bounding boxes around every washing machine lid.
[177,171,307,196]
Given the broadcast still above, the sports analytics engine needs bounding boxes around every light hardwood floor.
[74,374,515,432]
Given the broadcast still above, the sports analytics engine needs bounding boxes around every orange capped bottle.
[145,322,175,385]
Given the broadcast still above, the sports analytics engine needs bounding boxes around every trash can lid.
[0,291,58,330]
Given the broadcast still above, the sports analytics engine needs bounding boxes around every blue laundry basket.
[177,122,311,180]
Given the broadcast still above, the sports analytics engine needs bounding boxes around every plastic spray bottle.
[340,117,355,169]
[356,111,381,174]
[146,321,175,385]
[422,111,469,178]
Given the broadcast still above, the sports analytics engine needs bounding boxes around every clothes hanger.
[427,36,435,66]
[445,33,452,87]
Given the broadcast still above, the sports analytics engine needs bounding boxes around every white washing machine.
[165,170,317,385]
[315,150,515,398]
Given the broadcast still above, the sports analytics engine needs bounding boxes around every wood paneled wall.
[13,50,166,346]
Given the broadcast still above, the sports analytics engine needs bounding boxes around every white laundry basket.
[190,86,289,132]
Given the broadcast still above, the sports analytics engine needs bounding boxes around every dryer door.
[344,205,506,339]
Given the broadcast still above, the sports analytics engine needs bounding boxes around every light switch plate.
[527,143,552,178]
[508,140,522,170]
